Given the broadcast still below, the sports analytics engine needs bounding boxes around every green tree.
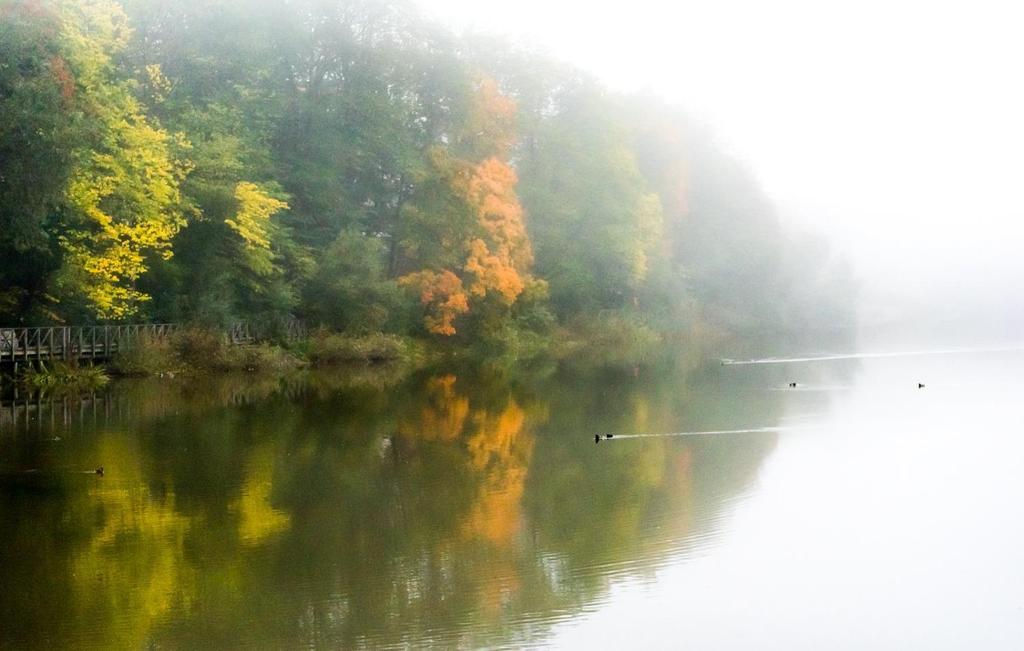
[304,229,407,333]
[0,0,82,321]
[517,86,664,316]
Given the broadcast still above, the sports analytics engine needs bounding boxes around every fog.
[420,0,1024,345]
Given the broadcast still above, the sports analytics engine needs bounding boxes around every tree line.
[0,0,855,344]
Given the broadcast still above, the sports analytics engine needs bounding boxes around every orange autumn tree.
[399,77,542,336]
[399,269,469,336]
[463,157,532,302]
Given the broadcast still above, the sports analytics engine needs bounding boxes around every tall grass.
[21,360,110,391]
[222,343,303,373]
[110,327,303,376]
[109,332,179,376]
[307,331,419,365]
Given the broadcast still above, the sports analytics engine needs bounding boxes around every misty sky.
[417,0,1024,330]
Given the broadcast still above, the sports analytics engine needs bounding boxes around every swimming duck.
[95,466,104,476]
[918,383,925,389]
[789,382,797,388]
[594,434,601,444]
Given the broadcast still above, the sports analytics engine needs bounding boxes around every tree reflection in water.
[0,357,835,648]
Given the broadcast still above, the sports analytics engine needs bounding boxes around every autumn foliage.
[400,80,537,336]
[0,0,850,342]
[399,269,470,336]
[463,158,533,303]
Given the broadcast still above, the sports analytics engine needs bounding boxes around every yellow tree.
[56,0,190,319]
[225,181,290,277]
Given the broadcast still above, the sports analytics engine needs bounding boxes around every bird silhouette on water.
[789,382,797,388]
[918,383,925,389]
[594,434,615,444]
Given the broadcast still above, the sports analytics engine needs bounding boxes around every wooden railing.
[225,318,308,346]
[0,324,178,363]
[0,318,306,364]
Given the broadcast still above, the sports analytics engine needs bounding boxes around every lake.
[2,347,1023,648]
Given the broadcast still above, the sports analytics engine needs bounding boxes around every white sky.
[415,0,1024,327]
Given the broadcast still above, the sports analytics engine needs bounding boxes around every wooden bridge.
[0,319,307,366]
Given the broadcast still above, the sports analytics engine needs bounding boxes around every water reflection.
[0,359,832,648]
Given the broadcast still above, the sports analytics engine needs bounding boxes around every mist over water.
[722,344,1024,365]
[551,348,1024,649]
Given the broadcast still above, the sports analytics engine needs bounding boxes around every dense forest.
[0,0,855,348]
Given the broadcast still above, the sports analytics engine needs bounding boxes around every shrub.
[173,327,230,370]
[307,331,414,365]
[562,313,663,366]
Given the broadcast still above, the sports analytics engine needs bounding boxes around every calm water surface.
[2,348,1023,648]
